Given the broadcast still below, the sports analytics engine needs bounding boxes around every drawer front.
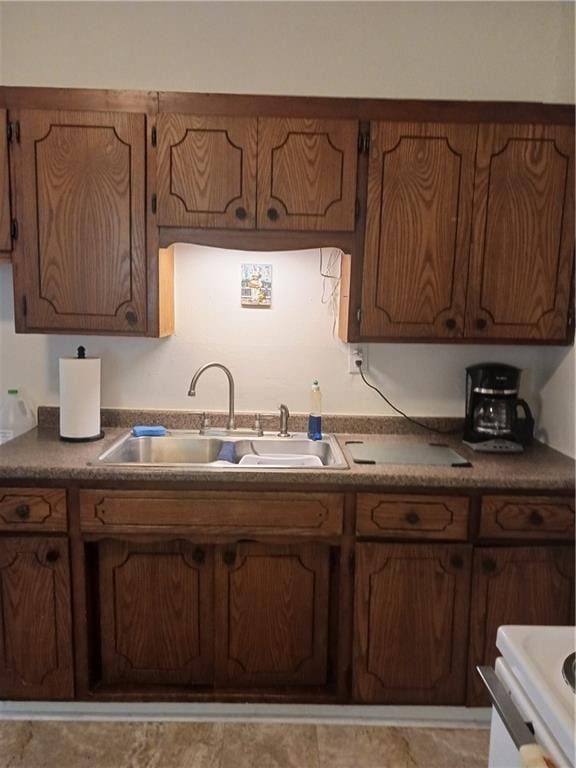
[79,490,343,536]
[479,495,575,540]
[0,488,67,531]
[356,494,469,540]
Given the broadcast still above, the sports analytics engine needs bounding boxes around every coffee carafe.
[463,364,534,453]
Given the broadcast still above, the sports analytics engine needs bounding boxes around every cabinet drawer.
[356,494,469,540]
[79,490,343,536]
[479,496,575,540]
[0,488,67,531]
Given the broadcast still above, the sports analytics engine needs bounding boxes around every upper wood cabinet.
[11,110,150,334]
[360,122,476,339]
[0,109,12,256]
[353,543,471,704]
[0,536,74,699]
[157,115,257,229]
[466,124,575,341]
[215,542,330,687]
[157,115,359,232]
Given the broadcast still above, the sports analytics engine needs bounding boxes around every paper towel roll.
[59,355,102,441]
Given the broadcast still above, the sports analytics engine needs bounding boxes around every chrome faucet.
[188,363,235,432]
[278,403,290,437]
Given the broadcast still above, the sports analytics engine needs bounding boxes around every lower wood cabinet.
[215,542,330,687]
[98,539,214,686]
[353,543,472,704]
[0,536,74,699]
[467,545,575,705]
[95,538,331,691]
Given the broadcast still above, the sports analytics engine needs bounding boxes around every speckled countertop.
[0,415,573,492]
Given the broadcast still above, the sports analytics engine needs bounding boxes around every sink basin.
[96,431,348,470]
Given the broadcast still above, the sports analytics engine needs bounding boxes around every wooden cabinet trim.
[0,488,67,531]
[79,490,343,536]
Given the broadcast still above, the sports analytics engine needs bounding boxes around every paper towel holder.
[59,346,105,443]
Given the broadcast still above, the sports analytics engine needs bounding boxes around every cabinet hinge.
[358,130,370,155]
[348,550,355,572]
[363,131,370,154]
[9,121,21,144]
[151,125,157,147]
[10,219,18,241]
[6,121,13,143]
[357,130,364,153]
[22,295,27,317]
[356,307,362,325]
[151,194,157,214]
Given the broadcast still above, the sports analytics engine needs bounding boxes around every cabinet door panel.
[98,540,213,686]
[215,542,330,686]
[353,543,471,704]
[361,122,476,339]
[157,115,257,229]
[0,537,74,699]
[257,118,358,231]
[0,109,11,254]
[466,124,575,340]
[468,546,574,705]
[13,110,147,333]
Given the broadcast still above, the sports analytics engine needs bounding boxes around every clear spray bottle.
[307,380,322,440]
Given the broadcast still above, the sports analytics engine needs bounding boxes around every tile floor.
[0,721,490,768]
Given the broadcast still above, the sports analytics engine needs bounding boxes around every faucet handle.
[253,413,263,436]
[199,411,210,434]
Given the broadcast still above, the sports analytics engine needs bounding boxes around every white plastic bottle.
[0,389,37,445]
[307,380,322,440]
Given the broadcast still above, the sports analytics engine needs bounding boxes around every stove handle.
[476,666,557,768]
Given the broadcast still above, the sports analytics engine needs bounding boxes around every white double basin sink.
[97,431,349,470]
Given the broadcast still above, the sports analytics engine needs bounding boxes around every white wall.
[0,1,574,455]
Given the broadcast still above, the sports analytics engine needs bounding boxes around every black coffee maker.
[463,364,534,453]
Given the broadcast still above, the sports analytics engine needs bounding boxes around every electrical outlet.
[348,345,368,374]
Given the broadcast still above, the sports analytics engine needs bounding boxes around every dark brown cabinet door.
[466,124,575,341]
[360,122,476,339]
[468,546,574,705]
[215,542,330,687]
[98,540,213,687]
[0,109,12,255]
[13,110,147,333]
[257,118,358,231]
[0,537,74,699]
[157,115,257,229]
[353,543,471,704]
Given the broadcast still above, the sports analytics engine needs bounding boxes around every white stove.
[484,626,575,768]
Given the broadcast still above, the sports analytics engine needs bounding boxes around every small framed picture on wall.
[241,263,272,308]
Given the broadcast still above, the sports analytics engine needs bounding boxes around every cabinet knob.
[445,318,457,330]
[46,549,60,563]
[529,510,544,526]
[267,207,279,222]
[405,511,420,525]
[482,557,497,573]
[192,547,205,565]
[223,549,236,566]
[15,504,30,520]
[476,318,487,330]
[450,554,464,570]
[235,206,247,221]
[125,310,138,325]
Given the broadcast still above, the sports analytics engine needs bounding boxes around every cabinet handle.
[223,549,236,566]
[266,207,279,222]
[476,318,487,330]
[235,206,247,221]
[445,318,457,330]
[529,510,544,526]
[450,554,464,570]
[15,504,30,520]
[192,547,205,565]
[482,557,497,573]
[46,549,60,563]
[405,511,420,525]
[125,310,138,325]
